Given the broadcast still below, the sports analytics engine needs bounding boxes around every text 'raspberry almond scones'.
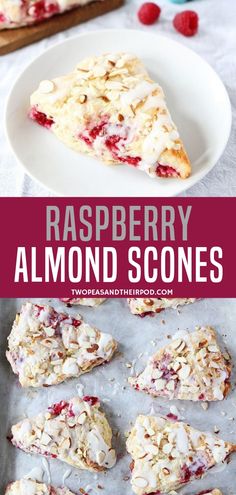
[60,298,106,307]
[126,415,236,495]
[5,479,75,495]
[29,53,191,180]
[0,0,97,29]
[128,298,196,316]
[11,396,116,471]
[129,327,231,401]
[6,302,117,387]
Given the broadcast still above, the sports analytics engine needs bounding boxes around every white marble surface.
[0,0,235,197]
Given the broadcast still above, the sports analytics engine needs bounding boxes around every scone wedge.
[6,302,117,387]
[128,297,196,316]
[126,415,236,495]
[29,53,191,180]
[11,396,116,471]
[0,0,97,29]
[5,479,75,495]
[129,327,231,401]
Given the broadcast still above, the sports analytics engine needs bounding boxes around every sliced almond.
[79,94,87,104]
[97,450,106,464]
[155,378,166,391]
[166,380,175,391]
[163,443,173,454]
[77,411,87,425]
[208,345,219,353]
[152,369,163,379]
[178,364,191,380]
[38,80,55,94]
[133,477,148,488]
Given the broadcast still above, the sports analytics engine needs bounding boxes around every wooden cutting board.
[0,0,124,55]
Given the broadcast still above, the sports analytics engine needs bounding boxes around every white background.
[0,0,235,197]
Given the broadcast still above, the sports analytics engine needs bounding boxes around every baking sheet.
[0,298,236,494]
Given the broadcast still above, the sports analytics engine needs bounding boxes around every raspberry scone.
[6,302,117,387]
[11,396,116,471]
[29,53,191,180]
[129,327,231,401]
[0,0,97,29]
[5,480,75,495]
[126,415,236,495]
[128,298,196,316]
[60,298,106,307]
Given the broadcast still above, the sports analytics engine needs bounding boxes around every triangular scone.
[29,53,191,180]
[128,297,196,316]
[5,480,75,495]
[11,396,116,471]
[0,0,95,29]
[129,327,231,401]
[126,415,235,495]
[6,302,117,387]
[60,298,106,307]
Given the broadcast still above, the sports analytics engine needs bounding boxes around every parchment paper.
[0,298,236,494]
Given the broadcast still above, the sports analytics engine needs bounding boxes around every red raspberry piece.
[83,396,99,406]
[173,10,199,37]
[138,2,161,25]
[48,400,69,416]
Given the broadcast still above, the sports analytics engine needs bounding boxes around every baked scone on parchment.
[126,415,236,495]
[11,396,116,472]
[29,53,191,180]
[129,327,231,401]
[60,298,106,307]
[6,302,117,387]
[0,0,97,29]
[5,479,75,495]
[128,298,196,316]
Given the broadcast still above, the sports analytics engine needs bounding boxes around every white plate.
[5,29,232,197]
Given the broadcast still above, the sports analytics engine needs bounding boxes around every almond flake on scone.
[60,298,106,307]
[29,53,191,180]
[128,298,196,316]
[5,479,75,495]
[6,302,117,387]
[0,0,97,29]
[11,396,116,472]
[126,415,236,495]
[129,327,231,401]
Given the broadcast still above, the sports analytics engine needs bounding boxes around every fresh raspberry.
[138,2,161,25]
[173,10,199,37]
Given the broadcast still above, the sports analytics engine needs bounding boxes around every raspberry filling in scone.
[126,415,236,495]
[11,396,116,471]
[128,298,196,317]
[129,327,231,401]
[0,0,97,29]
[5,480,75,495]
[60,297,106,307]
[6,302,117,387]
[29,53,191,180]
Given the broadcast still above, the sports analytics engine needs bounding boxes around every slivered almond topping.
[178,364,191,380]
[208,345,219,353]
[79,94,87,104]
[38,80,55,94]
[133,477,148,488]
